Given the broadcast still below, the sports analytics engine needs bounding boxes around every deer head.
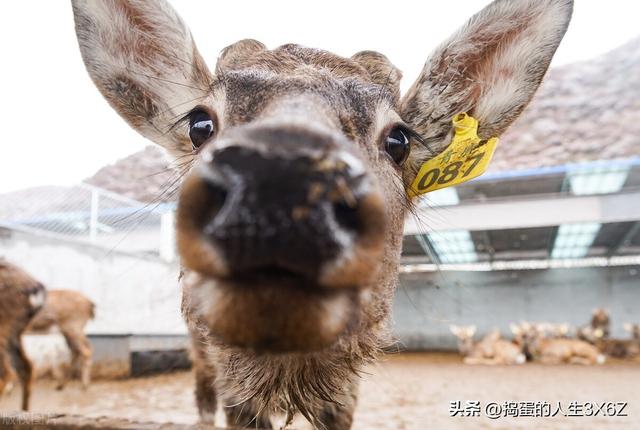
[450,324,477,355]
[72,0,572,353]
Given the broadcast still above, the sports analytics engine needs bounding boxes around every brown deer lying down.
[512,323,605,365]
[579,325,640,359]
[27,290,95,390]
[0,260,46,410]
[71,0,572,427]
[450,325,525,365]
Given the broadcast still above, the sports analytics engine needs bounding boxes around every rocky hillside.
[491,36,640,172]
[86,37,640,202]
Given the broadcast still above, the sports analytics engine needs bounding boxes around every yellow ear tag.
[408,113,499,197]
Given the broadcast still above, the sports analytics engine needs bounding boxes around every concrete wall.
[393,265,640,350]
[4,226,640,356]
[0,227,184,334]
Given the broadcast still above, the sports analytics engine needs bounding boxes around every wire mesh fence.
[0,183,176,260]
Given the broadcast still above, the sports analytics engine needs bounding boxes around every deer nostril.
[203,180,228,222]
[332,200,361,234]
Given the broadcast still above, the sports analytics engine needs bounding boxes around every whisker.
[128,69,209,92]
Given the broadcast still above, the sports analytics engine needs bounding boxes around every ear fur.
[401,0,573,184]
[72,0,213,157]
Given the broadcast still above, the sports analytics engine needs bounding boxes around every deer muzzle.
[176,124,387,352]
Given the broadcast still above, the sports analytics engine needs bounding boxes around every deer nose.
[176,130,387,287]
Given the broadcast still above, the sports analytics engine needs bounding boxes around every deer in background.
[72,0,572,427]
[577,308,610,341]
[0,260,46,411]
[580,326,640,359]
[512,322,605,365]
[540,322,572,339]
[450,325,525,365]
[27,290,95,390]
[577,311,640,359]
[625,323,640,341]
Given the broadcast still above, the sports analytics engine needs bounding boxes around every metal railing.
[0,183,176,261]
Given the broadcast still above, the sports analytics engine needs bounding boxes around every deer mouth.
[184,266,361,353]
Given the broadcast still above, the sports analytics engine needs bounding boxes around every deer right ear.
[400,0,572,188]
[71,0,213,157]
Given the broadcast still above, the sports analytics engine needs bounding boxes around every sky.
[0,1,638,194]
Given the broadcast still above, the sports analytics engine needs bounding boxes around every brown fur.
[27,290,95,390]
[594,338,640,359]
[71,0,572,427]
[0,260,46,410]
[590,308,611,337]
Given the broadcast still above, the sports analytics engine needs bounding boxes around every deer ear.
[400,0,572,169]
[449,325,461,336]
[624,323,633,333]
[72,0,213,157]
[352,51,402,104]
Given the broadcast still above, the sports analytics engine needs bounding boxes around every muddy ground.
[1,353,638,429]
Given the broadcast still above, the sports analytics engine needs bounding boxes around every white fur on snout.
[197,158,225,185]
[29,289,45,308]
[319,292,351,336]
[322,203,355,250]
[336,151,365,177]
[183,271,218,320]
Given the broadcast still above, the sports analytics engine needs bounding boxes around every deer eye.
[384,127,410,165]
[188,110,215,149]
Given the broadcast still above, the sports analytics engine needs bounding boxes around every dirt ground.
[1,352,638,429]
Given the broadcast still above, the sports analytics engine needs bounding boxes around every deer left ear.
[71,0,213,158]
[400,0,573,173]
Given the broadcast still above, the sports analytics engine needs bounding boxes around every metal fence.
[0,183,176,261]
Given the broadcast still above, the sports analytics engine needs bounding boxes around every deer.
[511,323,605,365]
[26,290,95,390]
[0,260,46,411]
[71,0,573,427]
[625,323,640,341]
[577,308,611,342]
[539,322,572,339]
[577,314,640,359]
[449,325,525,365]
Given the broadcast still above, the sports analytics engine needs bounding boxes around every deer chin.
[184,269,360,353]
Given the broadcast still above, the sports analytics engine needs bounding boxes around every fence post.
[160,211,176,262]
[90,189,99,242]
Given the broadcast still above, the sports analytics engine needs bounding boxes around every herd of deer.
[0,259,94,410]
[451,309,640,366]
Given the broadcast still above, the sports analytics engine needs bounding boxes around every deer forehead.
[211,44,400,137]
